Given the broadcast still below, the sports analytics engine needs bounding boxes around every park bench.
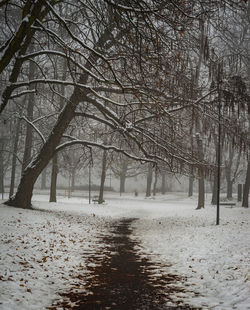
[92,196,105,204]
[219,202,236,208]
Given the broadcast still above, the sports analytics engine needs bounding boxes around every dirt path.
[54,218,199,309]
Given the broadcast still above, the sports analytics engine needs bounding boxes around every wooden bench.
[219,202,236,208]
[92,196,105,204]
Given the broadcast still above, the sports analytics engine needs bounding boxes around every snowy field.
[0,192,249,310]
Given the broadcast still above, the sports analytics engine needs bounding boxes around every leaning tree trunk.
[242,160,250,208]
[146,163,153,197]
[98,150,107,204]
[4,31,107,209]
[49,155,58,202]
[5,79,86,209]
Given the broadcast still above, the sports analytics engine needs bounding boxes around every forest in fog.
[0,0,249,209]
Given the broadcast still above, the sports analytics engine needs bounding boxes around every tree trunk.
[227,180,233,200]
[5,80,85,209]
[71,168,76,192]
[98,150,107,204]
[21,57,35,173]
[146,164,153,197]
[41,168,47,190]
[49,155,58,202]
[197,174,205,209]
[120,175,126,193]
[196,135,205,209]
[242,160,250,208]
[0,141,4,197]
[211,172,218,205]
[188,176,194,197]
[161,171,166,194]
[9,118,21,198]
[153,167,158,196]
[119,159,128,193]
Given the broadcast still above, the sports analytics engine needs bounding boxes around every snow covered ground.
[0,192,249,309]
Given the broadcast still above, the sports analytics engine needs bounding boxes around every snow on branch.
[55,139,155,164]
[20,116,46,144]
[9,90,36,100]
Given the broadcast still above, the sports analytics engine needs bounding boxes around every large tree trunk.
[9,118,21,198]
[5,29,108,209]
[146,163,153,197]
[242,160,250,208]
[5,81,85,209]
[49,155,58,202]
[98,150,107,204]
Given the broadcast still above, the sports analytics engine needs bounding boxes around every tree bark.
[98,150,107,204]
[9,118,21,198]
[161,171,166,194]
[153,167,158,196]
[49,155,58,202]
[0,141,4,197]
[119,159,128,193]
[188,176,194,197]
[146,163,153,197]
[211,172,218,205]
[196,135,205,209]
[41,168,47,190]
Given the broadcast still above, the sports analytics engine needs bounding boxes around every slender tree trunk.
[227,181,233,200]
[9,118,21,198]
[0,141,4,197]
[161,171,166,194]
[146,164,153,197]
[119,159,128,193]
[98,150,107,204]
[188,176,194,197]
[21,57,35,173]
[196,135,205,209]
[41,168,47,190]
[211,172,218,205]
[49,155,58,202]
[71,168,76,192]
[197,173,205,209]
[120,175,126,193]
[153,167,158,196]
[242,160,250,208]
